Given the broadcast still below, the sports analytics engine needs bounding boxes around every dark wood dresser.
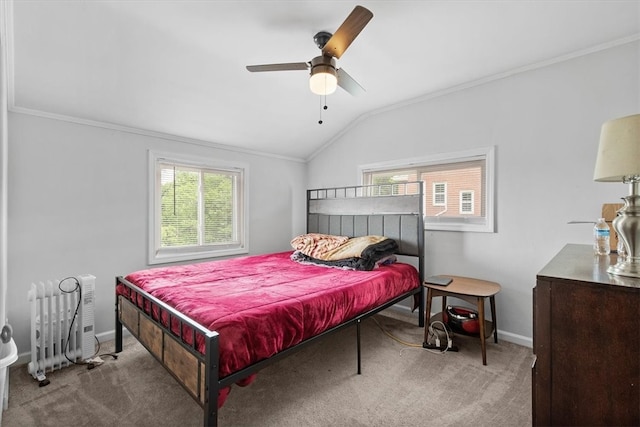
[533,244,640,426]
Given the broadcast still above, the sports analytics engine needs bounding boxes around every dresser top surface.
[537,244,640,289]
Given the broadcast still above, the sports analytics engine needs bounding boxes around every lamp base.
[607,259,640,278]
[610,191,640,279]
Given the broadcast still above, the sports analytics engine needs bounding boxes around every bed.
[114,183,425,426]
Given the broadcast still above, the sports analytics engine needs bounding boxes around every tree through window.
[149,151,247,264]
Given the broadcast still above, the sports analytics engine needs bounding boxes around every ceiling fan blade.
[337,68,365,96]
[246,62,309,72]
[322,5,373,59]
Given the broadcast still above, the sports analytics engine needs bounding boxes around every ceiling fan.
[246,5,373,97]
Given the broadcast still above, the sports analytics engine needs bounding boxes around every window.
[360,146,495,232]
[148,151,248,264]
[433,183,446,206]
[460,190,474,214]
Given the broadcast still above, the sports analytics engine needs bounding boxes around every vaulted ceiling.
[7,1,640,160]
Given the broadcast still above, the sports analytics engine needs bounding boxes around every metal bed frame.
[114,183,425,426]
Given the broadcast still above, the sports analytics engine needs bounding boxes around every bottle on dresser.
[594,218,610,255]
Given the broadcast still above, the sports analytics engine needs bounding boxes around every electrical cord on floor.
[371,316,456,355]
[371,316,426,348]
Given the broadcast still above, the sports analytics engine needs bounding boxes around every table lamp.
[593,113,640,278]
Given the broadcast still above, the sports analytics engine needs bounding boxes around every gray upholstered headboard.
[306,183,424,276]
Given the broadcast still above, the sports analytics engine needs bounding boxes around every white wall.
[308,41,640,345]
[7,113,307,355]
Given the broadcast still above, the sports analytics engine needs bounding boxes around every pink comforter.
[118,251,419,405]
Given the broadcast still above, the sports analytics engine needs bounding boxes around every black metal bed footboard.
[115,276,220,426]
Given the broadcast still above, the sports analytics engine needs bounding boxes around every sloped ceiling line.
[307,33,640,161]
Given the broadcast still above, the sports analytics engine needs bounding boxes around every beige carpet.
[2,312,532,426]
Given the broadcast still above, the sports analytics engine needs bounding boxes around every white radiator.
[27,274,95,381]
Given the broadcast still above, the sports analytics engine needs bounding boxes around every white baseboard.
[497,330,532,348]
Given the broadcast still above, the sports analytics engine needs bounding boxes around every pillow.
[290,233,349,259]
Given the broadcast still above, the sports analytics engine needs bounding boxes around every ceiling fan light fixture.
[310,66,337,95]
[309,56,338,96]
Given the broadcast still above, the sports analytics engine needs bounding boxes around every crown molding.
[9,105,306,163]
[2,1,305,164]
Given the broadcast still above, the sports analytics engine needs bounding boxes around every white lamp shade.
[594,113,640,182]
[309,66,337,96]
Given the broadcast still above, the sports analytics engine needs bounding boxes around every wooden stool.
[423,275,501,365]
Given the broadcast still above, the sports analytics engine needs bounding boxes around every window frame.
[358,146,495,233]
[148,150,249,264]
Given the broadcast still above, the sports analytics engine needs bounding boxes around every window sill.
[149,247,249,265]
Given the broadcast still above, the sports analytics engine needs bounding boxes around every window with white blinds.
[360,146,495,232]
[149,151,248,264]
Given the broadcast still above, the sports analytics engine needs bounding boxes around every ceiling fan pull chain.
[318,94,329,125]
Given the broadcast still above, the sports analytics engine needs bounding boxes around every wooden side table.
[423,275,501,365]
